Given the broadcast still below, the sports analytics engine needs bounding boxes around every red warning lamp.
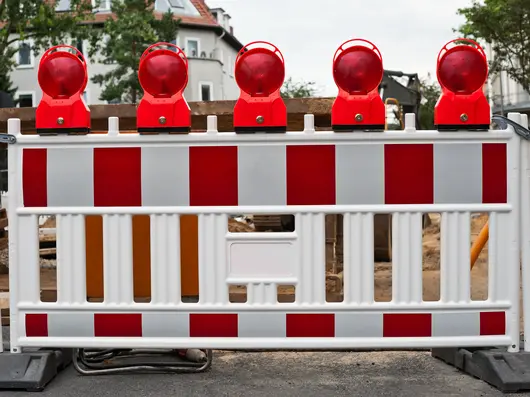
[435,38,490,131]
[233,41,286,133]
[137,42,190,134]
[36,45,90,135]
[331,39,385,131]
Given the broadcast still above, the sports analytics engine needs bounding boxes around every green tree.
[89,0,180,104]
[418,75,441,130]
[456,0,530,94]
[0,0,96,98]
[280,77,317,98]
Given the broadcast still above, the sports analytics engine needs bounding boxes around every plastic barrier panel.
[6,113,521,351]
[3,38,529,392]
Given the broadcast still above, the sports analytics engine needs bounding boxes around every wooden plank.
[39,234,57,243]
[0,98,335,133]
[1,308,9,327]
[40,248,56,256]
[0,292,8,309]
[0,268,56,292]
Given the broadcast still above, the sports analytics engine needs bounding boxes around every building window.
[154,0,200,16]
[168,0,184,8]
[16,92,35,108]
[186,39,199,57]
[199,82,213,101]
[92,0,111,11]
[56,0,71,11]
[17,42,33,68]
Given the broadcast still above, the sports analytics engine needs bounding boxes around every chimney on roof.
[223,14,231,31]
[210,7,224,24]
[210,7,233,33]
[230,26,234,35]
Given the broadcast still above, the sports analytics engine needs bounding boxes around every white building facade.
[10,0,243,107]
[485,43,530,115]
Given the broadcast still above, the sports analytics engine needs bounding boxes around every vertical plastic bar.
[206,115,217,135]
[8,118,22,353]
[488,212,498,301]
[150,214,181,304]
[343,213,374,304]
[504,113,521,352]
[247,283,277,305]
[56,214,87,304]
[304,114,315,133]
[103,214,134,304]
[198,214,228,304]
[440,212,471,303]
[392,212,423,303]
[404,113,416,132]
[296,213,326,304]
[108,117,119,136]
[520,114,530,351]
[488,214,516,304]
[17,215,40,304]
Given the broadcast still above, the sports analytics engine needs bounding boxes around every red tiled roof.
[189,0,218,25]
[91,0,219,27]
[2,1,230,37]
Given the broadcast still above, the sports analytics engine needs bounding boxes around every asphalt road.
[0,350,524,397]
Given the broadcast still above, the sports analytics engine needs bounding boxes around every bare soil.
[372,213,490,302]
[41,216,56,228]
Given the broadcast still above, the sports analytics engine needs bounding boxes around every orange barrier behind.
[86,215,199,299]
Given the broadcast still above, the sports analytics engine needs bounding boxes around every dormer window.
[168,0,184,8]
[155,0,200,16]
[91,0,111,12]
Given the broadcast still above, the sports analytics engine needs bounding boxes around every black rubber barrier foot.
[0,349,72,392]
[432,346,530,393]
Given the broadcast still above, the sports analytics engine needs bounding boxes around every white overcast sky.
[207,0,472,96]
